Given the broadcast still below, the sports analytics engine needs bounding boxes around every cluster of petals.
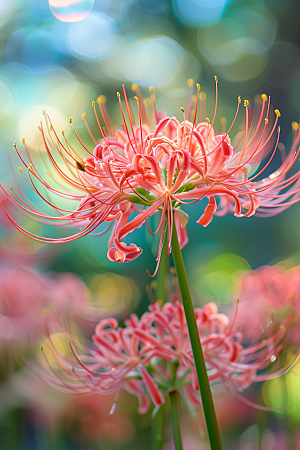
[236,265,300,342]
[0,264,90,341]
[2,84,300,270]
[32,300,289,414]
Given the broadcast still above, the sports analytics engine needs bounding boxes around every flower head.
[31,300,290,414]
[2,81,300,271]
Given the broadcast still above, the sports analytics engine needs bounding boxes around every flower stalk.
[152,405,165,450]
[170,391,183,450]
[171,221,223,450]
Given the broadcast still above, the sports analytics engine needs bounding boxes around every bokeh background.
[1,0,300,449]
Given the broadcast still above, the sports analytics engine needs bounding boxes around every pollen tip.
[131,83,138,91]
[220,117,227,124]
[10,185,13,190]
[196,83,200,91]
[98,95,107,104]
[117,91,121,98]
[170,267,176,275]
[292,121,299,130]
[206,117,210,123]
[180,107,185,113]
[13,142,16,148]
[275,109,281,117]
[22,138,25,145]
[38,125,42,131]
[238,96,241,104]
[214,75,218,83]
[244,99,249,107]
[42,110,46,116]
[18,167,23,174]
[81,112,87,120]
[265,118,269,125]
[134,96,139,102]
[280,325,285,330]
[62,130,65,136]
[149,86,155,93]
[187,78,194,87]
[50,124,53,131]
[261,93,268,102]
[114,133,119,139]
[200,92,206,101]
[29,164,34,171]
[92,101,95,107]
[69,117,73,123]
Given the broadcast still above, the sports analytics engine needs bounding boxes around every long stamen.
[82,112,98,145]
[97,95,113,136]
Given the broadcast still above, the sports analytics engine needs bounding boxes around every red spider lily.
[1,81,300,272]
[235,265,300,344]
[28,300,294,414]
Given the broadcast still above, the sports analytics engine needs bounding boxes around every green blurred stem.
[170,391,183,450]
[156,230,169,304]
[152,404,166,450]
[171,223,223,450]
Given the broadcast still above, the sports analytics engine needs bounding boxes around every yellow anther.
[220,117,227,125]
[50,124,53,131]
[200,92,206,101]
[149,86,155,93]
[278,126,281,133]
[206,117,210,123]
[262,339,267,345]
[13,142,16,148]
[92,101,95,107]
[170,267,176,275]
[292,121,299,130]
[280,325,285,330]
[114,133,119,140]
[18,167,23,174]
[81,112,87,120]
[196,83,200,91]
[187,78,194,87]
[22,138,25,145]
[214,75,218,83]
[10,185,13,190]
[244,99,249,107]
[117,92,120,98]
[238,96,241,104]
[275,109,281,117]
[180,107,185,113]
[265,118,269,124]
[42,110,46,116]
[62,130,65,136]
[38,125,42,132]
[151,281,157,289]
[29,164,33,171]
[261,93,268,102]
[134,96,139,102]
[131,83,138,91]
[69,117,73,123]
[97,95,107,104]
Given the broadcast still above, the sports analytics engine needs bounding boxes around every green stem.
[152,404,166,450]
[156,230,169,304]
[171,224,223,450]
[170,391,183,450]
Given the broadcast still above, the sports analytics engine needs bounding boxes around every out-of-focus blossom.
[30,300,290,414]
[1,82,300,272]
[235,265,300,342]
[0,265,90,341]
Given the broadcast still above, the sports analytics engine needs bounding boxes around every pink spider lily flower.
[2,81,300,273]
[0,265,90,341]
[29,300,293,414]
[235,265,300,343]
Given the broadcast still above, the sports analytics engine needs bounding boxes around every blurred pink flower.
[31,300,290,414]
[236,265,300,342]
[1,83,300,271]
[0,265,90,341]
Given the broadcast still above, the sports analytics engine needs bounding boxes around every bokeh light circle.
[173,0,228,27]
[49,0,94,22]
